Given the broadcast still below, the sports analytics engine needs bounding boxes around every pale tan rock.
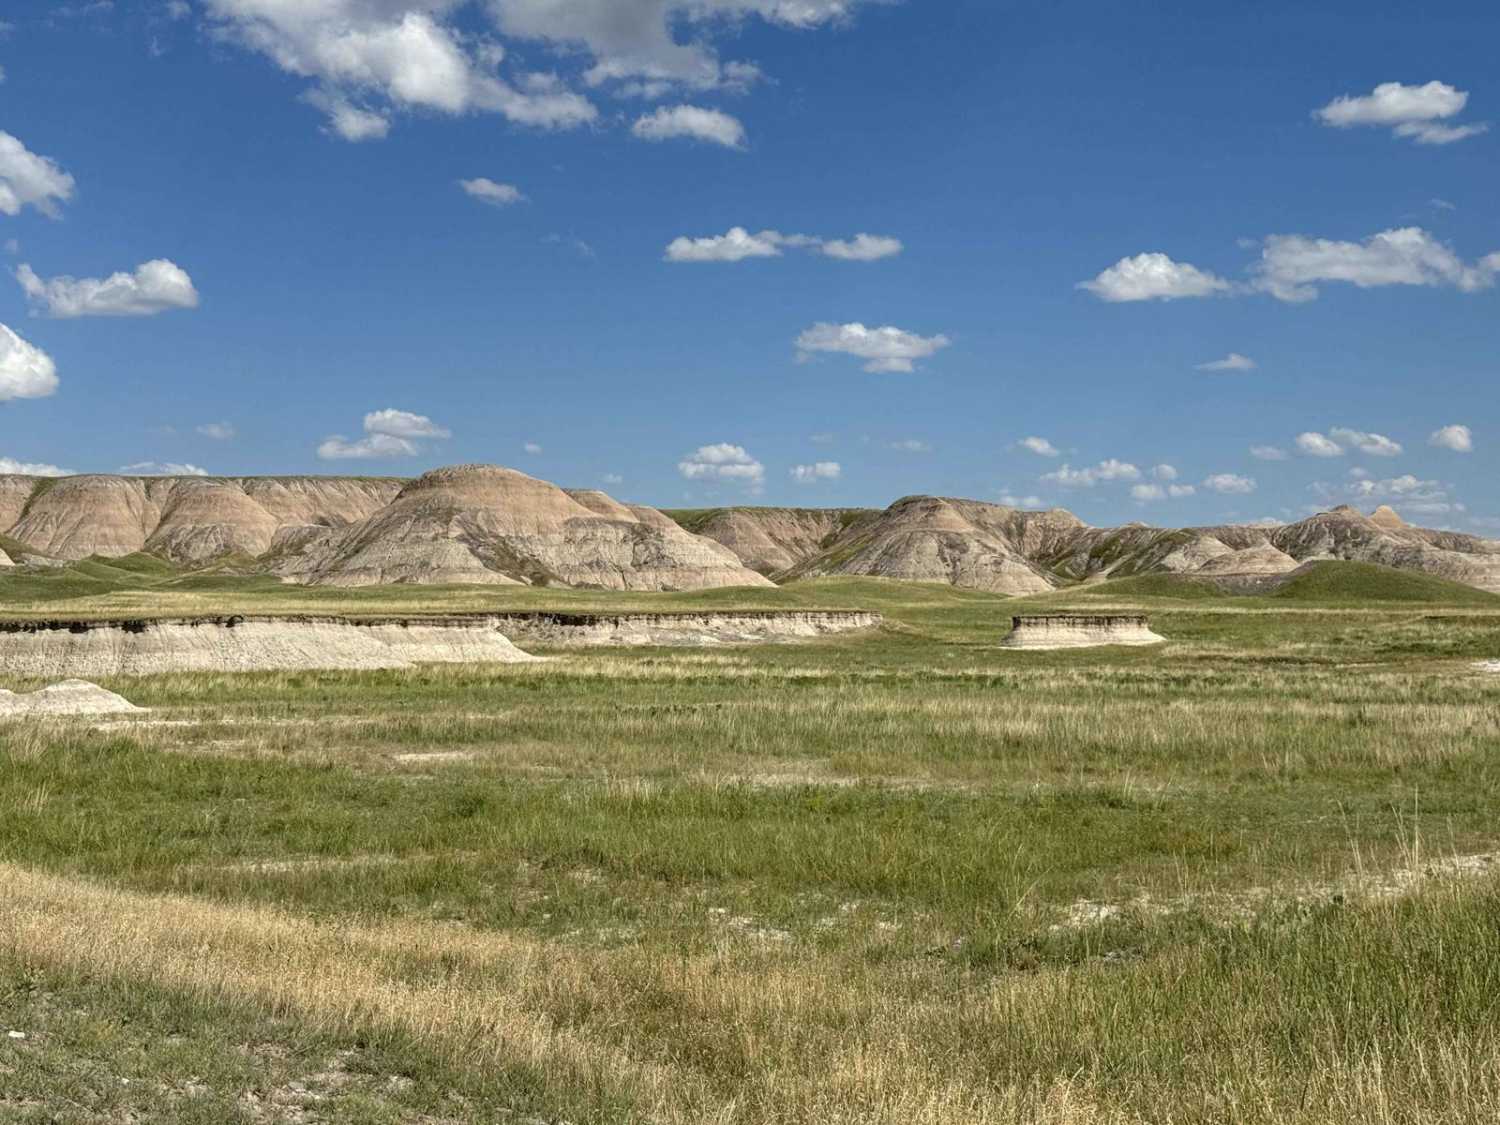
[490,610,881,646]
[1194,543,1300,576]
[0,679,144,717]
[1000,614,1166,650]
[0,616,542,677]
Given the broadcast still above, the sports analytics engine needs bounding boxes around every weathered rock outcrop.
[0,616,542,677]
[489,610,881,646]
[270,466,772,590]
[1000,614,1166,650]
[668,508,879,577]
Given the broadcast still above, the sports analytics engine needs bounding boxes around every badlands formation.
[1000,614,1167,650]
[676,499,1500,595]
[0,464,1495,595]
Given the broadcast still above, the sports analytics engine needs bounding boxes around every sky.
[1,0,1497,529]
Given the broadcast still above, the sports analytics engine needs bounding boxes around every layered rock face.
[1000,614,1167,649]
[684,498,1500,593]
[671,508,879,576]
[782,496,1086,595]
[269,466,773,590]
[3,475,401,562]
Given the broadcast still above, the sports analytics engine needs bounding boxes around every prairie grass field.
[3,568,1500,1122]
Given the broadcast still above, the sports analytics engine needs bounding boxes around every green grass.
[4,571,1500,1121]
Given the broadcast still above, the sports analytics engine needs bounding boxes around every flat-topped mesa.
[489,610,882,646]
[1000,614,1166,650]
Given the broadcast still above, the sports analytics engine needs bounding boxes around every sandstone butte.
[1,464,1497,595]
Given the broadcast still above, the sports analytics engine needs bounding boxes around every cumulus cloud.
[632,105,745,147]
[17,259,199,318]
[1131,482,1196,501]
[318,408,451,460]
[0,456,70,476]
[1329,427,1403,457]
[1041,460,1140,488]
[0,324,60,401]
[1018,436,1060,458]
[1429,424,1473,453]
[0,132,75,218]
[1196,352,1256,372]
[1152,464,1179,481]
[998,491,1046,509]
[488,0,870,94]
[1202,473,1256,495]
[196,421,235,440]
[1315,81,1487,145]
[1296,431,1346,458]
[790,461,840,482]
[120,461,211,477]
[795,322,951,374]
[820,233,903,262]
[363,408,450,439]
[460,177,526,206]
[1252,228,1500,303]
[202,0,598,140]
[663,227,901,263]
[1078,252,1232,302]
[1251,445,1289,461]
[317,432,419,460]
[677,442,764,492]
[1316,473,1461,517]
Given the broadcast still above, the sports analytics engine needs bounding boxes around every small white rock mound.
[0,679,144,717]
[1000,614,1166,650]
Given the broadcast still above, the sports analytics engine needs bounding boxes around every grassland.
[3,564,1500,1122]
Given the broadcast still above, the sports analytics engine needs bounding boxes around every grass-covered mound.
[1271,560,1500,605]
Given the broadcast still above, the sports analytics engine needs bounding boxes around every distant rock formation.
[680,498,1500,594]
[1000,614,1166,649]
[269,466,772,590]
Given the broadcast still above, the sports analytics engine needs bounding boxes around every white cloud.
[0,324,60,402]
[203,0,598,140]
[663,227,901,263]
[795,322,951,374]
[1041,460,1141,488]
[665,227,785,262]
[1329,427,1402,457]
[363,408,450,439]
[303,90,391,141]
[1169,484,1197,498]
[790,461,840,482]
[488,0,868,94]
[1250,445,1289,461]
[632,105,745,147]
[1202,473,1256,495]
[1078,252,1231,302]
[998,491,1045,509]
[317,432,419,460]
[819,233,903,262]
[1018,436,1060,458]
[318,407,450,460]
[1252,228,1499,303]
[120,461,211,477]
[602,472,623,485]
[1317,474,1460,517]
[1152,463,1178,481]
[460,177,526,206]
[1430,424,1473,453]
[1315,81,1487,145]
[0,132,76,218]
[1131,483,1165,502]
[523,441,542,454]
[1295,432,1345,458]
[1196,352,1256,372]
[17,259,199,318]
[889,439,931,453]
[677,442,764,492]
[196,421,235,440]
[0,456,70,477]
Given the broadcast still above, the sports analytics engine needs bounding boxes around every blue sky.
[1,0,1497,529]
